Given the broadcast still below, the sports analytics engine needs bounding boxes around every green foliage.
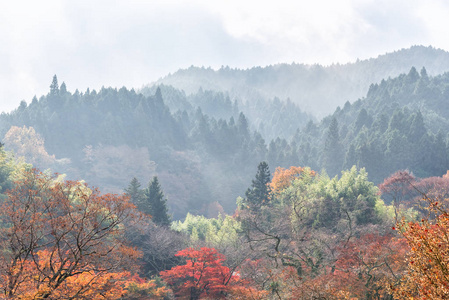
[244,161,271,210]
[276,166,385,229]
[171,213,241,248]
[291,67,449,184]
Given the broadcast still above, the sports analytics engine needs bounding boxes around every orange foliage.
[121,274,171,300]
[392,210,449,298]
[0,169,142,299]
[270,166,314,194]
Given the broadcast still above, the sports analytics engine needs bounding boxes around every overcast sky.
[1,0,448,113]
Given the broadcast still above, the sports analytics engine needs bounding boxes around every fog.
[1,0,449,112]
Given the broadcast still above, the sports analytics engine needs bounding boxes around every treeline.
[285,66,449,182]
[2,66,449,217]
[153,45,449,116]
[0,76,310,218]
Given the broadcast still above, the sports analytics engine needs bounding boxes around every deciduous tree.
[389,187,449,299]
[0,169,141,299]
[160,247,266,300]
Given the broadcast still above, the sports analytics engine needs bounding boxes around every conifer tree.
[245,161,271,210]
[124,177,144,206]
[144,176,171,226]
[49,75,59,96]
[322,117,343,177]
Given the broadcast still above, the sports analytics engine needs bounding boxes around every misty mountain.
[2,47,449,220]
[287,66,449,182]
[141,84,314,141]
[148,45,449,117]
[0,83,277,219]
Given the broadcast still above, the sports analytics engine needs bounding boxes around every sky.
[1,0,449,113]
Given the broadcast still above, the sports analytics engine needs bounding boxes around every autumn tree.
[160,247,266,300]
[327,233,408,299]
[3,126,56,169]
[379,170,417,220]
[0,168,141,299]
[388,174,449,299]
[270,166,312,195]
[238,166,394,297]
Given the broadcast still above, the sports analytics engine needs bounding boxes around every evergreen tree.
[322,117,343,177]
[144,176,171,226]
[124,177,144,206]
[245,161,271,210]
[50,75,59,96]
[237,112,250,139]
[60,82,67,95]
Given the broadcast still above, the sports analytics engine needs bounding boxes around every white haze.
[1,0,448,113]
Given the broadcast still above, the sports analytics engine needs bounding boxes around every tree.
[3,126,56,169]
[322,117,343,176]
[125,177,144,206]
[60,81,67,95]
[160,247,266,300]
[244,161,271,210]
[270,166,313,195]
[390,195,449,298]
[49,74,59,96]
[0,168,141,299]
[144,176,171,226]
[379,170,417,220]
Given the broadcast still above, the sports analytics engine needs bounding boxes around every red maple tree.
[160,247,266,299]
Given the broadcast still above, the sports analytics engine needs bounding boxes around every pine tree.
[60,82,67,95]
[124,177,144,206]
[245,161,271,210]
[144,176,171,226]
[50,75,59,96]
[322,117,343,177]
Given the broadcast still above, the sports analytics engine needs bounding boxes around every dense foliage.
[4,45,449,299]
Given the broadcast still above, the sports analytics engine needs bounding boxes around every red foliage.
[160,247,266,300]
[378,170,416,207]
[391,193,449,298]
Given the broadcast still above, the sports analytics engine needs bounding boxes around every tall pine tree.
[245,161,271,210]
[144,176,171,226]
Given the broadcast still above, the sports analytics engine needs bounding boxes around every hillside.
[2,48,449,220]
[148,45,449,117]
[287,66,449,182]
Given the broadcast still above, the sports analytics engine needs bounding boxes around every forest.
[0,45,449,298]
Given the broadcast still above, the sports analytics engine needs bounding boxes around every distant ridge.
[148,45,449,117]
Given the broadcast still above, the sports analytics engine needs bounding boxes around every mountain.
[287,66,449,182]
[2,47,449,220]
[148,45,449,117]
